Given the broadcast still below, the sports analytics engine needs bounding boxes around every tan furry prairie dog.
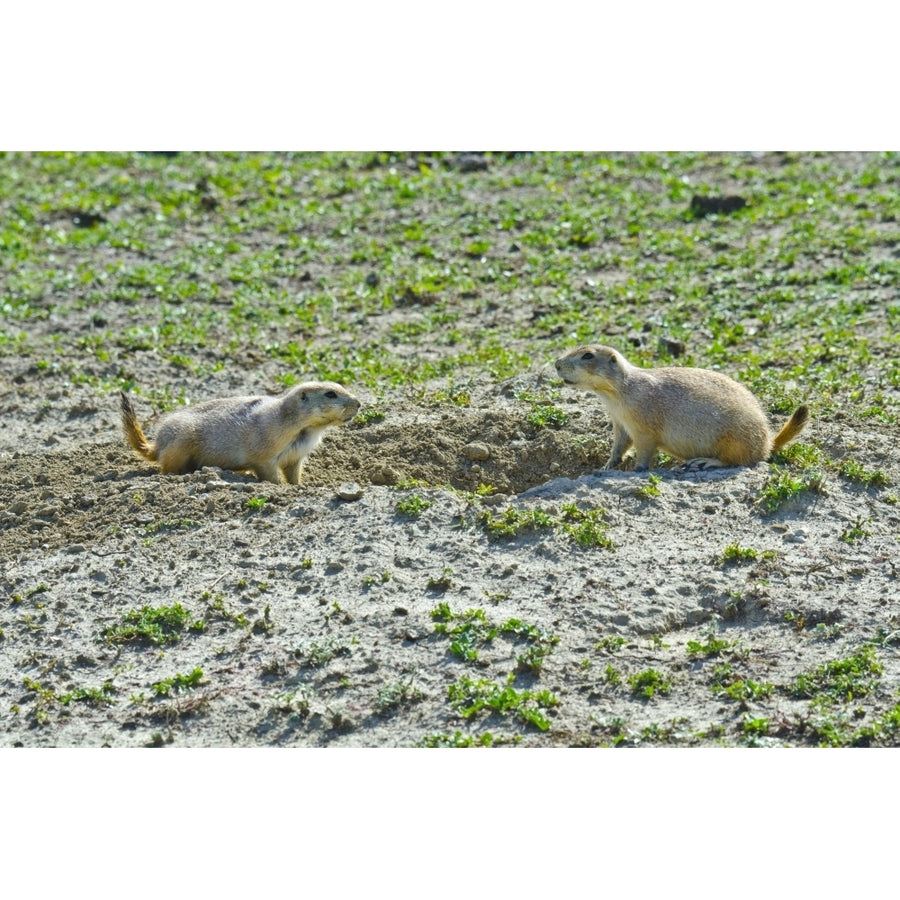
[121,381,360,484]
[555,344,809,472]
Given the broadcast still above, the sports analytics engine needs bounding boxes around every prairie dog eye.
[325,390,338,399]
[581,351,595,360]
[301,392,308,401]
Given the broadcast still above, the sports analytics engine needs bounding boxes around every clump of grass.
[427,567,454,591]
[756,466,824,514]
[396,494,434,517]
[356,407,386,425]
[375,678,423,715]
[477,506,554,539]
[634,474,662,500]
[742,716,770,737]
[718,542,774,564]
[476,504,613,549]
[246,496,268,510]
[838,458,889,488]
[426,380,472,407]
[58,681,117,706]
[431,604,558,670]
[526,404,569,429]
[432,604,495,660]
[774,442,823,467]
[517,389,569,429]
[204,593,249,629]
[628,668,672,699]
[503,618,560,674]
[417,731,495,748]
[847,703,900,748]
[840,515,871,543]
[251,603,275,634]
[270,687,312,718]
[595,635,626,653]
[448,674,558,731]
[104,603,205,646]
[791,645,882,703]
[708,662,774,702]
[152,667,205,696]
[720,679,774,702]
[686,634,735,657]
[21,677,58,724]
[293,636,354,668]
[558,504,614,549]
[363,571,391,587]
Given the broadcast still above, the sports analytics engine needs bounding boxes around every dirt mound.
[326,408,607,493]
[0,409,610,558]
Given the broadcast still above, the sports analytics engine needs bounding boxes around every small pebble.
[337,482,364,501]
[463,441,491,461]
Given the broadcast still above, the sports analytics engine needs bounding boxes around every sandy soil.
[2,367,898,747]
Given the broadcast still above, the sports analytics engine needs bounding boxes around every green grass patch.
[517,389,569,430]
[104,603,205,646]
[628,668,673,699]
[141,518,199,537]
[417,731,496,748]
[431,603,558,670]
[58,681,117,706]
[791,645,882,703]
[477,506,555,539]
[476,503,612,549]
[395,494,434,517]
[558,504,614,549]
[595,635,626,653]
[448,674,558,731]
[634,474,662,500]
[838,458,890,488]
[756,466,824,514]
[152,667,205,696]
[293,636,354,668]
[718,543,777,564]
[686,634,736,657]
[375,678,423,715]
[840,516,871,543]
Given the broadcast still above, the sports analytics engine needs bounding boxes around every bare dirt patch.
[3,382,899,747]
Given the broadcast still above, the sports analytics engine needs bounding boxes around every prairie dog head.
[555,345,628,394]
[291,381,361,426]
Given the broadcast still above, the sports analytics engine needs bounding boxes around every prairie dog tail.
[120,392,157,461]
[771,404,810,454]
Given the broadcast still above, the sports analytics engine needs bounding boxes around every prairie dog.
[121,381,360,484]
[555,344,809,471]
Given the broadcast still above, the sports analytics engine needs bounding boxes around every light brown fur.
[121,381,360,484]
[555,344,809,471]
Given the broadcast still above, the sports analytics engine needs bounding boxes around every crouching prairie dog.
[555,344,809,471]
[121,381,361,484]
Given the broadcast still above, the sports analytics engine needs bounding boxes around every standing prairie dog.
[121,381,360,484]
[555,344,809,471]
